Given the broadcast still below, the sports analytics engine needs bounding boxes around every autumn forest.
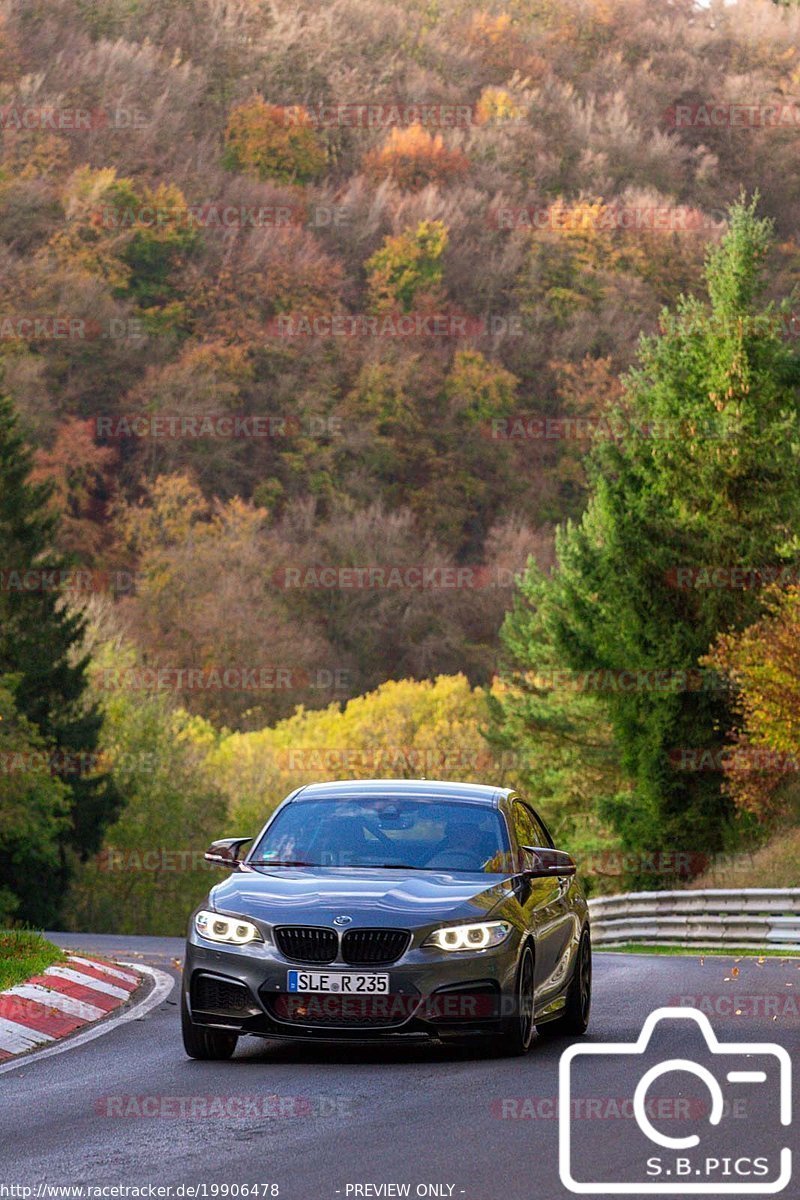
[3,0,800,931]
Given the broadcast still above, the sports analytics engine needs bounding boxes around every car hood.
[209,866,514,928]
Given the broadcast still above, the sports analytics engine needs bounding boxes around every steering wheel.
[361,818,396,850]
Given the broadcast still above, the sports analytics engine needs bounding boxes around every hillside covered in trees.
[3,0,800,929]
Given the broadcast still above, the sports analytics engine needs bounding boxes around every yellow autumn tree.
[474,86,525,125]
[705,586,800,822]
[208,675,506,833]
[222,97,326,183]
[365,220,448,314]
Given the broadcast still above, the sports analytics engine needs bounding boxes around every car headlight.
[423,921,512,952]
[194,910,263,945]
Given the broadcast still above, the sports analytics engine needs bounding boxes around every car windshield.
[248,797,512,873]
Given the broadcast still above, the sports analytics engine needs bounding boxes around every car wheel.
[181,990,238,1060]
[537,926,591,1037]
[494,943,535,1056]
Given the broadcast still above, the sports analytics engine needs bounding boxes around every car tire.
[494,943,535,1056]
[537,926,591,1038]
[181,990,239,1060]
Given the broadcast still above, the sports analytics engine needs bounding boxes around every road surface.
[1,934,797,1198]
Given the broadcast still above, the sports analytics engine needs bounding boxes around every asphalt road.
[1,935,798,1199]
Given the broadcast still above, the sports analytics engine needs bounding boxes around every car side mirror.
[204,837,253,867]
[521,846,577,878]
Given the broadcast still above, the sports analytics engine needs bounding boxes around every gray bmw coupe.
[182,779,591,1058]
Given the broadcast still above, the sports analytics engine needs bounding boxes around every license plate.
[287,970,389,994]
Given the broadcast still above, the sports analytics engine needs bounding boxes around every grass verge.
[596,943,800,958]
[0,929,67,991]
[687,824,800,888]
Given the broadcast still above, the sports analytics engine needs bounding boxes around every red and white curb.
[0,954,142,1061]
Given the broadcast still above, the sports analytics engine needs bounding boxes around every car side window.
[524,804,554,849]
[512,801,554,870]
[512,802,537,850]
[511,802,540,871]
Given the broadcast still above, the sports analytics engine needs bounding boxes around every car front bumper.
[184,929,523,1042]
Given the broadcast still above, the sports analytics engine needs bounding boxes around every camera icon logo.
[559,1006,792,1194]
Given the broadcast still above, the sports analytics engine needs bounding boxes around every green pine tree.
[0,391,120,925]
[494,199,800,881]
[0,675,71,925]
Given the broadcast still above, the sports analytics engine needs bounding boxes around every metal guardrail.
[588,888,800,951]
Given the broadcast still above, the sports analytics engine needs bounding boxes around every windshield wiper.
[252,860,427,870]
[359,863,420,870]
[358,863,483,871]
[252,859,316,867]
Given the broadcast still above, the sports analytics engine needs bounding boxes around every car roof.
[287,779,509,807]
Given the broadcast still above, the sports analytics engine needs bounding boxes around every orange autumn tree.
[364,123,468,190]
[705,586,800,822]
[222,97,326,184]
[32,418,117,562]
